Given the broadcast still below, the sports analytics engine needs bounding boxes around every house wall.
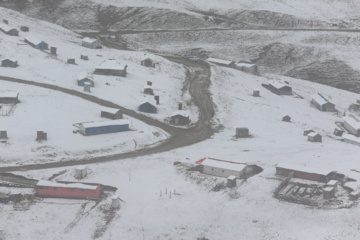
[77,79,94,87]
[1,60,17,68]
[139,102,157,113]
[94,69,126,77]
[343,121,360,136]
[37,185,101,199]
[276,167,322,182]
[170,115,190,125]
[0,97,18,104]
[324,102,335,112]
[203,165,245,178]
[83,124,129,136]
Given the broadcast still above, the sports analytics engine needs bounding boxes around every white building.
[343,114,360,136]
[81,37,101,49]
[197,157,252,178]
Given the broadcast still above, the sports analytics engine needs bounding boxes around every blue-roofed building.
[78,119,130,136]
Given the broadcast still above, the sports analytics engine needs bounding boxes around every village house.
[94,60,127,77]
[36,180,101,199]
[138,98,157,113]
[311,93,335,112]
[141,57,155,67]
[276,163,336,183]
[24,35,48,50]
[170,110,190,125]
[0,92,19,104]
[307,132,322,142]
[143,85,154,95]
[342,114,360,136]
[101,107,123,120]
[77,119,130,136]
[196,157,253,179]
[267,81,292,95]
[1,58,18,68]
[234,62,259,75]
[207,58,235,67]
[0,23,19,36]
[81,37,101,49]
[77,72,94,87]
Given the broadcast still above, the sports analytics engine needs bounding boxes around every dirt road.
[0,58,218,172]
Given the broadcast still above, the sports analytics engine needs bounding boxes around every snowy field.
[0,81,169,165]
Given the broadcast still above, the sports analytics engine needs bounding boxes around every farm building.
[1,58,18,68]
[101,107,123,119]
[342,114,360,136]
[77,119,130,136]
[144,85,154,95]
[207,58,235,67]
[36,180,101,199]
[275,163,336,183]
[307,132,322,142]
[282,115,291,122]
[0,23,19,36]
[20,26,29,32]
[0,92,19,104]
[267,81,292,95]
[236,127,249,138]
[234,62,258,75]
[81,37,101,49]
[311,93,335,112]
[170,110,190,125]
[77,72,95,87]
[252,89,260,97]
[196,157,252,179]
[139,99,157,113]
[141,58,155,67]
[24,36,48,50]
[94,60,127,77]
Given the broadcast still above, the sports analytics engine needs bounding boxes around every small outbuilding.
[143,85,154,95]
[252,89,260,97]
[333,128,344,137]
[0,130,7,139]
[77,72,95,87]
[226,175,237,188]
[36,131,47,141]
[282,115,291,122]
[75,167,87,180]
[24,35,48,50]
[101,107,123,120]
[323,186,335,200]
[139,99,157,113]
[1,58,18,68]
[268,81,292,95]
[170,111,190,125]
[20,26,29,32]
[111,195,120,209]
[81,37,101,49]
[235,128,249,138]
[94,60,127,77]
[80,55,88,60]
[342,114,360,136]
[307,132,322,142]
[141,58,155,67]
[0,92,19,104]
[0,24,19,36]
[78,119,130,136]
[50,47,57,55]
[311,93,335,112]
[67,58,75,64]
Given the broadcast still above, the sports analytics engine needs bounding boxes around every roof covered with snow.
[343,114,360,130]
[1,58,17,63]
[101,107,122,115]
[25,35,43,45]
[171,110,190,118]
[139,96,157,106]
[77,72,94,81]
[96,60,125,70]
[82,37,99,44]
[0,23,15,32]
[311,93,332,106]
[0,92,18,98]
[37,180,98,190]
[276,163,334,176]
[207,58,234,65]
[80,119,130,128]
[269,80,288,90]
[235,62,256,68]
[199,158,248,172]
[307,132,320,137]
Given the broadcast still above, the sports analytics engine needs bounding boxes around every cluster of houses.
[206,58,263,75]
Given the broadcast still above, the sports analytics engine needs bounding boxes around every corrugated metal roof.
[199,158,248,172]
[276,163,333,176]
[80,119,130,128]
[37,180,98,190]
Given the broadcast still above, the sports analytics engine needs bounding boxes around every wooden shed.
[1,58,18,68]
[307,132,322,142]
[342,114,360,136]
[282,115,291,122]
[20,26,29,32]
[144,85,154,95]
[0,92,19,104]
[139,99,157,113]
[77,119,130,136]
[170,111,190,125]
[94,60,127,77]
[0,23,19,36]
[311,93,335,112]
[268,81,292,95]
[252,89,260,97]
[141,58,155,67]
[236,128,249,138]
[36,180,101,199]
[81,37,101,49]
[196,157,252,179]
[101,107,123,119]
[276,163,335,183]
[77,72,94,87]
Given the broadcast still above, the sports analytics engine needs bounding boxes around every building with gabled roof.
[311,93,335,112]
[0,92,19,104]
[267,81,292,95]
[0,23,19,36]
[94,60,127,77]
[138,98,157,113]
[307,132,322,142]
[101,107,123,120]
[343,114,360,136]
[77,72,94,87]
[170,110,190,125]
[1,58,18,68]
[81,37,101,49]
[24,35,48,50]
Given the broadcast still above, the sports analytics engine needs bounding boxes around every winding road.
[0,57,218,172]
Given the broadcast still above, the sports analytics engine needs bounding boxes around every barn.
[207,58,235,67]
[275,163,336,183]
[268,81,292,95]
[342,114,360,136]
[1,58,18,68]
[139,99,157,113]
[170,111,190,125]
[36,180,101,199]
[141,58,155,67]
[24,35,48,50]
[0,23,19,36]
[234,62,258,75]
[196,157,252,179]
[94,60,127,77]
[78,119,130,136]
[0,92,19,104]
[144,85,154,95]
[77,72,95,87]
[81,37,102,49]
[101,107,123,119]
[311,93,335,112]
